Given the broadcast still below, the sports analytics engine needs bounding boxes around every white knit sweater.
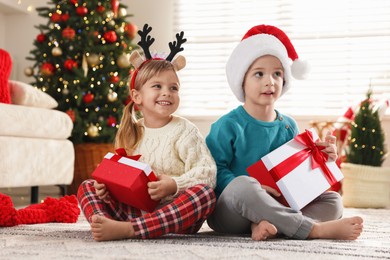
[134,115,216,192]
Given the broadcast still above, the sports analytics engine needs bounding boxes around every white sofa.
[0,80,74,203]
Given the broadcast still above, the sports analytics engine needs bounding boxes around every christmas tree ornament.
[64,59,78,71]
[61,13,70,22]
[109,75,120,83]
[111,0,119,17]
[65,109,76,122]
[107,115,117,127]
[76,6,88,16]
[103,31,117,43]
[40,62,55,76]
[69,0,78,5]
[51,47,63,56]
[107,91,118,102]
[124,23,137,39]
[24,67,34,77]
[83,93,94,104]
[36,33,46,43]
[87,124,99,137]
[62,27,76,40]
[117,53,130,68]
[62,87,70,95]
[86,53,101,66]
[118,7,127,17]
[226,24,309,102]
[96,5,105,13]
[105,10,114,19]
[50,13,61,23]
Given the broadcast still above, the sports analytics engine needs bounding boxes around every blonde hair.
[115,59,179,153]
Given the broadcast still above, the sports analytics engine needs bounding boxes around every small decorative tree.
[342,89,390,208]
[346,89,387,166]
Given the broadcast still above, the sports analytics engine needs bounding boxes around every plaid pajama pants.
[77,179,216,239]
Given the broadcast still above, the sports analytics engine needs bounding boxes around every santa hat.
[226,25,310,102]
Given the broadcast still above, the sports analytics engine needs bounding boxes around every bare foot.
[309,216,363,240]
[90,215,135,241]
[251,220,278,241]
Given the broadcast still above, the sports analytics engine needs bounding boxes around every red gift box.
[92,149,159,212]
[247,128,343,211]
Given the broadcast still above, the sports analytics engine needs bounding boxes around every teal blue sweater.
[206,106,299,198]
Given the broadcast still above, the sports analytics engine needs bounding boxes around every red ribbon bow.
[269,129,337,185]
[111,148,141,161]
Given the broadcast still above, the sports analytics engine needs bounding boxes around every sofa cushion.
[9,80,58,109]
[0,103,73,139]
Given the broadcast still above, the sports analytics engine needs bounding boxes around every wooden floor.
[0,186,62,208]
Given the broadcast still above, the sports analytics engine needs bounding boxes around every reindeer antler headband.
[129,24,187,89]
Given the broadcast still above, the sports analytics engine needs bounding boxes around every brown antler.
[166,31,187,62]
[137,24,154,59]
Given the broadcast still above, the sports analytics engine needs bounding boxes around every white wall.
[1,0,389,167]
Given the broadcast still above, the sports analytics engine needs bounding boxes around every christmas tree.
[346,89,387,166]
[26,0,138,144]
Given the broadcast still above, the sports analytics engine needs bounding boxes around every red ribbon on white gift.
[269,129,337,185]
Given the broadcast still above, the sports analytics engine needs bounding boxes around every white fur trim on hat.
[226,25,309,102]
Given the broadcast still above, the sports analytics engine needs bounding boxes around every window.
[173,0,390,117]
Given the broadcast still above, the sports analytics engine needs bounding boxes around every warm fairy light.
[362,144,366,148]
[85,108,89,112]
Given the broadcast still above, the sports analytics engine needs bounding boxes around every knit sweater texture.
[134,115,216,193]
[206,105,299,198]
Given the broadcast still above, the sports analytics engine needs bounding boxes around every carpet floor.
[0,208,389,259]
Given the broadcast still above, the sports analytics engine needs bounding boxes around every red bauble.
[124,23,137,39]
[107,116,117,127]
[109,75,120,83]
[103,31,117,43]
[40,63,55,76]
[83,93,94,104]
[65,109,76,122]
[62,27,76,40]
[96,5,105,13]
[51,13,61,23]
[61,13,70,22]
[69,0,78,5]
[36,33,46,43]
[76,6,88,16]
[64,59,78,71]
[111,0,119,17]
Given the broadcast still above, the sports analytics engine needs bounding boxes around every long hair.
[115,59,179,153]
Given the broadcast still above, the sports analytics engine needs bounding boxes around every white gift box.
[248,128,343,211]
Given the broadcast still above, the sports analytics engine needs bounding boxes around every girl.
[206,24,363,241]
[77,24,216,241]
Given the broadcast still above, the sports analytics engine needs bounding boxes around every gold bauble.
[52,47,63,56]
[24,67,33,76]
[87,125,99,137]
[118,7,127,17]
[107,91,118,102]
[117,53,130,68]
[86,53,101,66]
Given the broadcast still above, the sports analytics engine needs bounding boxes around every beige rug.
[0,208,389,259]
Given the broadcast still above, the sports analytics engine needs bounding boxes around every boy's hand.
[93,181,111,203]
[261,185,281,197]
[147,174,177,201]
[315,131,338,161]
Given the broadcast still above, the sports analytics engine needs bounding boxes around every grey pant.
[207,176,343,239]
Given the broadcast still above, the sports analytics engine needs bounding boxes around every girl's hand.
[93,181,111,203]
[147,174,177,201]
[261,185,281,197]
[315,131,338,161]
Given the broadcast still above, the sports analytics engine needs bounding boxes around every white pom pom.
[291,59,310,80]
